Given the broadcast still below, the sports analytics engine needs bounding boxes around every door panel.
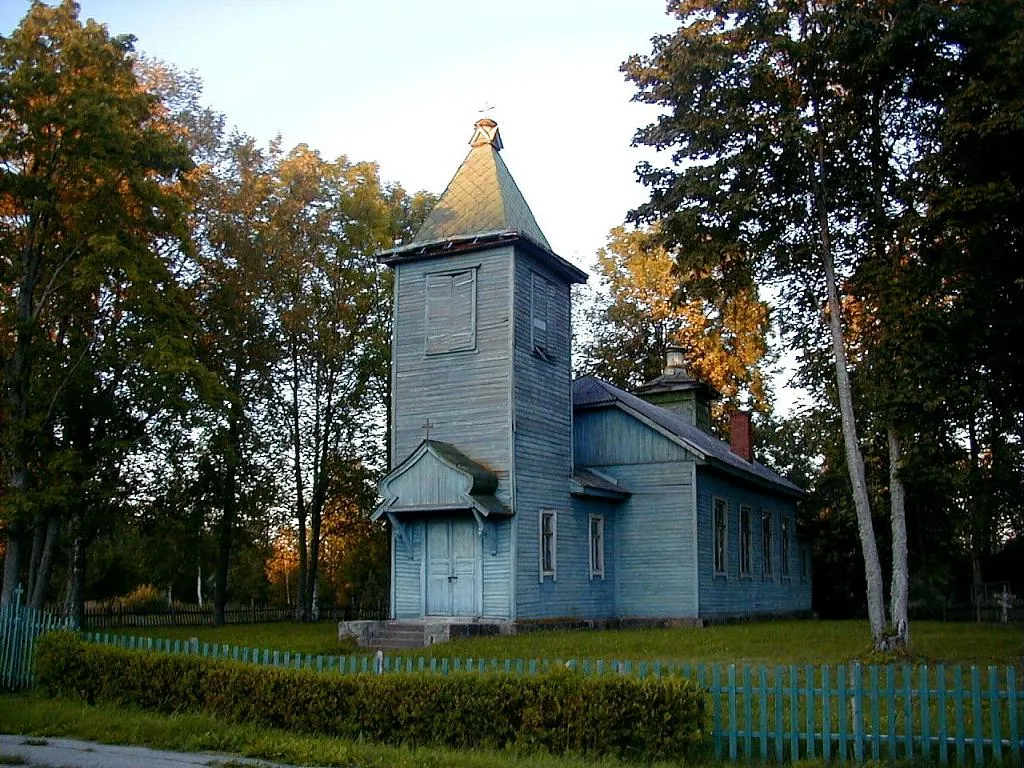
[424,519,478,616]
[425,522,451,615]
[451,519,477,616]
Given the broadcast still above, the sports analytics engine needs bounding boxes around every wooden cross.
[421,418,434,441]
[477,101,496,115]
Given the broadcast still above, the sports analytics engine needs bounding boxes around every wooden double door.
[425,519,477,616]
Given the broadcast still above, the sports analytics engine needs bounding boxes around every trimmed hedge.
[37,632,708,761]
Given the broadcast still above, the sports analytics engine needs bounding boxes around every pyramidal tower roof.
[410,118,551,250]
[380,120,587,284]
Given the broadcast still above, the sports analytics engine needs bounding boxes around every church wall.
[511,251,578,620]
[392,521,424,619]
[482,518,513,618]
[607,461,698,618]
[391,246,514,506]
[573,408,700,618]
[696,470,811,617]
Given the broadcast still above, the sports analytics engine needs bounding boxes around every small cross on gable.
[421,418,435,442]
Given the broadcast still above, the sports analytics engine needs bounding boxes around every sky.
[1,1,676,271]
[0,1,806,411]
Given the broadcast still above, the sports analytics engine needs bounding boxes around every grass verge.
[119,620,1023,667]
[0,692,674,768]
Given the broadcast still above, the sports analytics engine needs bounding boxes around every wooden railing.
[74,601,385,629]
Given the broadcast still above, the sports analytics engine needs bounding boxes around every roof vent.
[469,118,503,151]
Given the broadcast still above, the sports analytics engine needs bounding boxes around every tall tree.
[579,225,771,419]
[622,0,977,646]
[0,1,195,606]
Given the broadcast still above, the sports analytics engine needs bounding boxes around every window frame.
[425,267,477,356]
[539,510,557,581]
[739,505,753,577]
[781,516,791,578]
[530,271,553,360]
[713,497,728,576]
[762,510,773,579]
[589,514,605,580]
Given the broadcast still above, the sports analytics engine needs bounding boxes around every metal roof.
[573,376,805,498]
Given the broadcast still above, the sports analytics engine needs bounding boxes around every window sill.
[714,572,728,581]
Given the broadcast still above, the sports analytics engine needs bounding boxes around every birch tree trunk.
[813,134,888,644]
[888,428,909,646]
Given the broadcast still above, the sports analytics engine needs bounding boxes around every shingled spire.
[394,118,552,252]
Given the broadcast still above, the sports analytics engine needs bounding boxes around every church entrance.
[425,519,477,616]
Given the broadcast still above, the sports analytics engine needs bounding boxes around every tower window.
[531,272,552,358]
[713,498,727,575]
[425,269,476,355]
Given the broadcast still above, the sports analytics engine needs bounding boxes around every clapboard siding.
[386,451,470,506]
[696,470,811,617]
[599,461,698,618]
[574,407,693,466]
[393,522,424,619]
[482,519,513,618]
[512,252,581,619]
[392,246,513,506]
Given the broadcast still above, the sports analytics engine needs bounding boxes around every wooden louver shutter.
[449,270,475,351]
[425,273,452,354]
[531,273,549,354]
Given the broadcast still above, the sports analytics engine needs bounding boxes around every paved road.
[0,734,310,768]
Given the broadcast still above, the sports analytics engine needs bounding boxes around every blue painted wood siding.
[393,522,424,619]
[390,246,515,619]
[696,470,811,617]
[574,407,699,618]
[512,253,578,619]
[391,246,513,502]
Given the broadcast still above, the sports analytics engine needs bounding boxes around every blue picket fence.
[0,586,71,690]
[81,631,1024,764]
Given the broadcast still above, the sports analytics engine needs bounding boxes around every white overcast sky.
[1,1,677,272]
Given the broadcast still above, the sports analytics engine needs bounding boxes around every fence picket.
[937,664,949,765]
[988,666,1001,763]
[5,599,1023,766]
[971,666,983,764]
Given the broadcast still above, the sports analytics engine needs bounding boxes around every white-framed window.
[762,510,773,578]
[781,517,791,578]
[539,510,557,581]
[531,271,552,358]
[589,515,605,579]
[713,497,728,576]
[425,268,476,355]
[739,505,753,576]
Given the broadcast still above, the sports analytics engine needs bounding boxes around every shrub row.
[37,632,708,761]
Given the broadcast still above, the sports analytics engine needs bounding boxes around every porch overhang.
[372,440,511,525]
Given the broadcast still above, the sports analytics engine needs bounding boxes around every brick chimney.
[729,411,753,462]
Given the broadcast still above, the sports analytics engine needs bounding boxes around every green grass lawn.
[118,619,1023,667]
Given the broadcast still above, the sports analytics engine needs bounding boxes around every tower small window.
[589,515,604,579]
[713,498,727,575]
[739,505,752,576]
[539,510,557,581]
[531,272,552,358]
[762,510,773,578]
[426,269,476,355]
[781,517,791,578]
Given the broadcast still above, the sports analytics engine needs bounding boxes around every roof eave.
[379,230,588,285]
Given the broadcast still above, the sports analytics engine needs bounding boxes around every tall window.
[713,498,727,575]
[531,272,551,357]
[539,510,557,581]
[762,511,773,578]
[781,517,791,577]
[739,505,752,576]
[426,269,476,354]
[589,515,604,579]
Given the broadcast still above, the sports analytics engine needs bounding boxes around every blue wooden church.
[368,119,810,639]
